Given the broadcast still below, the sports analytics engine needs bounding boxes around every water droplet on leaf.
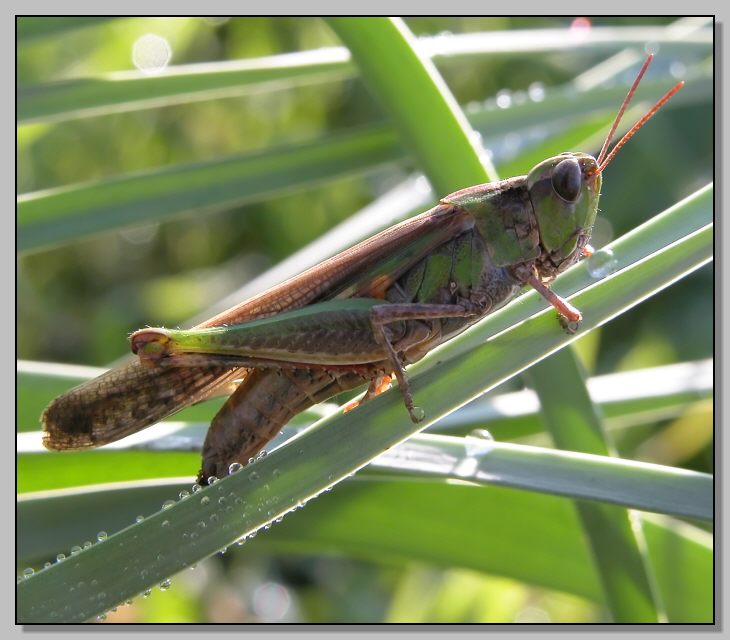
[587,248,618,279]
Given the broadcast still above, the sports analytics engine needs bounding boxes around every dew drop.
[97,613,107,622]
[201,496,210,506]
[412,406,426,422]
[56,553,66,563]
[496,89,512,109]
[249,471,259,482]
[191,483,202,493]
[97,531,108,542]
[142,589,152,598]
[469,428,494,441]
[22,567,34,578]
[272,469,281,478]
[179,489,190,500]
[228,462,243,474]
[465,428,496,457]
[586,248,618,279]
[161,500,175,510]
[161,520,170,528]
[528,82,546,102]
[136,515,145,523]
[208,475,219,485]
[43,562,52,569]
[70,545,82,555]
[132,33,171,75]
[83,541,93,549]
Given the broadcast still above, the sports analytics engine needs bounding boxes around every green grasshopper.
[42,55,682,484]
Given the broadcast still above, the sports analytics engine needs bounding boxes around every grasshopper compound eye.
[551,158,582,202]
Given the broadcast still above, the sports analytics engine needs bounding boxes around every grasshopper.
[42,55,682,484]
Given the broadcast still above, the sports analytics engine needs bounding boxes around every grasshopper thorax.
[526,151,601,275]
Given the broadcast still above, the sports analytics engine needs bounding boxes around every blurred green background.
[17,16,713,623]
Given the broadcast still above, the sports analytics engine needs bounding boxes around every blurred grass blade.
[17,126,400,252]
[17,434,712,563]
[18,49,352,124]
[16,181,712,623]
[17,72,711,254]
[369,435,712,520]
[17,422,713,522]
[18,24,711,124]
[525,350,660,621]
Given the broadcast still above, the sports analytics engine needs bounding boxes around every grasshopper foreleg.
[369,303,476,423]
[526,273,582,325]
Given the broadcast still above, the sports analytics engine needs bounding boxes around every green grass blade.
[17,430,712,522]
[17,127,400,252]
[18,51,351,124]
[369,435,712,521]
[326,17,497,190]
[16,181,712,623]
[525,351,660,621]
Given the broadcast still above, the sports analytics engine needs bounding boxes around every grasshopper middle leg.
[370,302,478,422]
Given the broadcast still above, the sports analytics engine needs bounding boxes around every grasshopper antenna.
[593,53,684,175]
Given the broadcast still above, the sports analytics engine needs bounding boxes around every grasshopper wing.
[42,362,244,449]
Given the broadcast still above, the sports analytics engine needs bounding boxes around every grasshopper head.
[527,152,601,269]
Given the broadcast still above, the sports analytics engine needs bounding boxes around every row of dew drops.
[20,445,348,622]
